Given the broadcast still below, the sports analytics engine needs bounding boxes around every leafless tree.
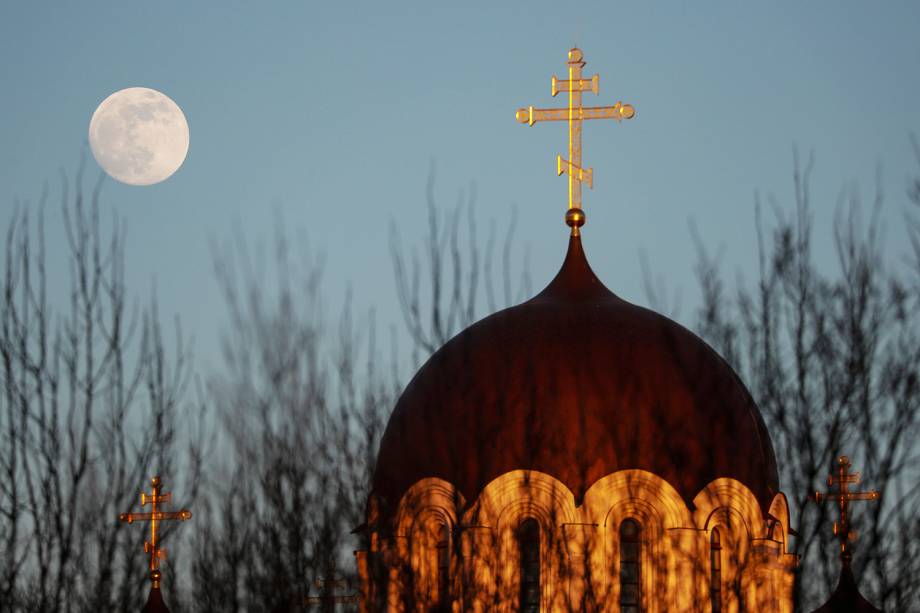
[390,171,531,361]
[9,149,911,612]
[0,172,203,612]
[199,151,919,612]
[191,218,392,612]
[187,173,529,612]
[690,149,920,611]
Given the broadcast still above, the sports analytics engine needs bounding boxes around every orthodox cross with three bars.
[118,476,192,589]
[812,456,879,562]
[516,47,635,235]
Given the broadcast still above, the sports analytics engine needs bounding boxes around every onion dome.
[141,583,170,613]
[811,562,882,613]
[372,234,779,523]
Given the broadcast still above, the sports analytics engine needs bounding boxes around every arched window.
[434,522,450,611]
[619,518,642,613]
[710,528,722,612]
[518,518,541,612]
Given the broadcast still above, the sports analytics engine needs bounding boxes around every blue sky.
[2,1,919,374]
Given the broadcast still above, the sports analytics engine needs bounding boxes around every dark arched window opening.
[434,522,450,611]
[619,518,642,613]
[518,518,541,612]
[710,528,722,612]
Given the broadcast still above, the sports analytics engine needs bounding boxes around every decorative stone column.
[460,526,494,612]
[665,527,705,612]
[562,523,598,611]
[379,535,408,612]
[354,549,370,613]
[750,537,795,613]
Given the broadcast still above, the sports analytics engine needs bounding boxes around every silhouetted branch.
[0,173,201,612]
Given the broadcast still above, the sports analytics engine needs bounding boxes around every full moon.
[88,87,189,186]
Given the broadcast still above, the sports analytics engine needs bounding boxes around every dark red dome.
[373,235,778,521]
[812,562,882,613]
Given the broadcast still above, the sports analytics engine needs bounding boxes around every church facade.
[357,466,795,612]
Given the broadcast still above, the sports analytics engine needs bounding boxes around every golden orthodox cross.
[118,476,192,589]
[812,456,879,562]
[516,47,635,235]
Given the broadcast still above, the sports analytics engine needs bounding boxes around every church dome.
[373,235,779,522]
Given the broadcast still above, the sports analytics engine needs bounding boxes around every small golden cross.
[118,476,192,588]
[812,456,879,562]
[516,47,635,235]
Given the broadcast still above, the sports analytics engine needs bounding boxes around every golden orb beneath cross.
[565,208,586,234]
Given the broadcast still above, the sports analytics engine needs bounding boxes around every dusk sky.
[2,1,919,374]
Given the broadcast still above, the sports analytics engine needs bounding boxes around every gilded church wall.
[358,471,796,612]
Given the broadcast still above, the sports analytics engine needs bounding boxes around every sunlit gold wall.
[357,471,795,612]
